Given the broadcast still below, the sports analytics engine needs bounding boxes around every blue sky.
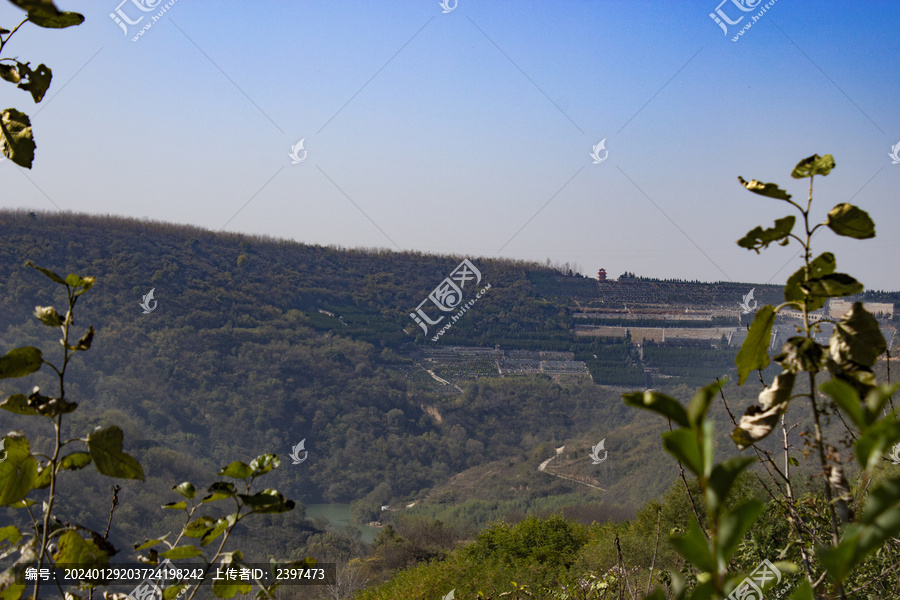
[2,0,899,289]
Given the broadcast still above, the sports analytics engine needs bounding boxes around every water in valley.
[304,503,381,544]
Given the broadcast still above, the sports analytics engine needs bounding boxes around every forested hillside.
[0,209,733,563]
[2,209,898,598]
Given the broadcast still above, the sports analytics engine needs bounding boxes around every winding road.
[538,445,607,491]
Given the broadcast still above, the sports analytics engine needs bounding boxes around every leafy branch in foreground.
[131,456,314,600]
[0,262,140,600]
[0,263,312,600]
[0,0,84,168]
[627,154,899,599]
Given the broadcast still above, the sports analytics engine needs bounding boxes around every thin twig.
[667,418,708,540]
[646,503,661,595]
[615,534,626,600]
[90,485,121,600]
[105,485,121,538]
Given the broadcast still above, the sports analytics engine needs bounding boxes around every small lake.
[304,503,381,544]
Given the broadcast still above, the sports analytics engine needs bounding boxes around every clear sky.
[2,1,899,289]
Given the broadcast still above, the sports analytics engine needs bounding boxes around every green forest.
[2,186,899,599]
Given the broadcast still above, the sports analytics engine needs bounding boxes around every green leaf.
[219,460,253,479]
[59,452,91,471]
[791,154,835,178]
[183,516,216,538]
[8,0,60,15]
[818,502,900,582]
[737,176,792,201]
[163,584,190,600]
[860,477,900,526]
[774,337,823,374]
[0,394,40,416]
[162,500,187,510]
[24,261,65,284]
[707,457,756,515]
[0,433,36,506]
[670,516,715,573]
[856,418,900,472]
[784,252,836,311]
[201,513,238,546]
[0,581,26,600]
[27,10,83,28]
[687,380,725,429]
[33,306,63,326]
[211,552,252,598]
[212,578,252,599]
[821,379,865,428]
[830,302,887,368]
[826,203,875,239]
[864,384,898,419]
[7,498,37,508]
[249,453,280,476]
[717,500,764,564]
[801,273,864,299]
[737,217,796,253]
[54,530,110,567]
[32,463,51,489]
[0,347,43,379]
[735,306,775,385]
[160,545,202,559]
[134,537,167,551]
[8,0,84,29]
[65,273,95,292]
[0,108,35,169]
[622,390,689,428]
[788,580,814,600]
[0,525,22,547]
[239,489,295,514]
[173,482,197,499]
[202,481,237,503]
[14,62,51,103]
[87,426,145,480]
[816,527,858,582]
[662,429,703,477]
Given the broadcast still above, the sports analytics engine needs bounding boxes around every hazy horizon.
[2,0,898,288]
